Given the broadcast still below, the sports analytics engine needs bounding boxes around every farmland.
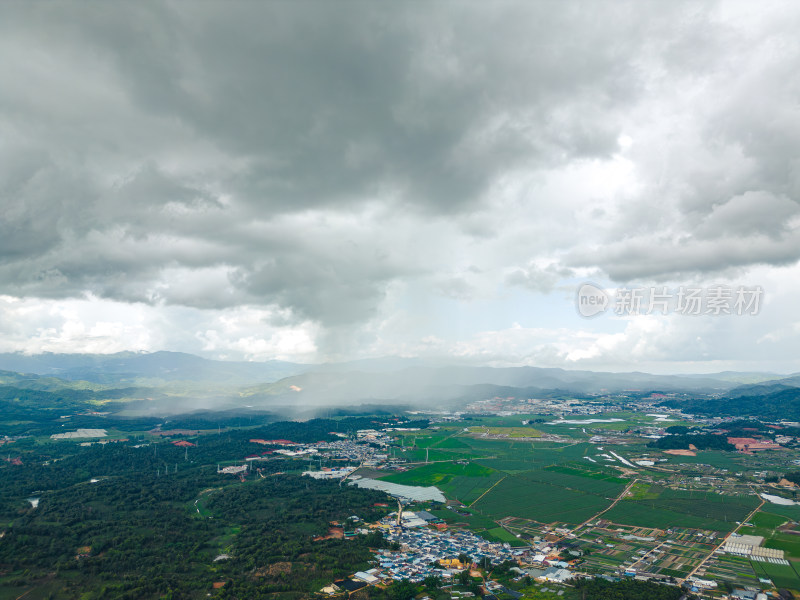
[470,473,618,524]
[380,461,496,486]
[366,409,800,598]
[467,426,543,438]
[603,486,760,531]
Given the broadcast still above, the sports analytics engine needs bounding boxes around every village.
[318,506,578,598]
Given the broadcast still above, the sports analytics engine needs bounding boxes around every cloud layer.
[1,1,799,370]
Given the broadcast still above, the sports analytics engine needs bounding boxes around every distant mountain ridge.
[235,365,763,410]
[0,351,790,390]
[0,351,797,420]
[0,351,309,384]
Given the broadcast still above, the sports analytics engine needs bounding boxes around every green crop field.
[430,436,472,450]
[380,461,496,486]
[603,487,759,531]
[758,502,800,521]
[467,426,543,438]
[747,511,790,539]
[486,526,523,543]
[625,482,661,500]
[751,511,788,529]
[395,447,464,462]
[750,559,800,590]
[469,473,615,524]
[472,441,598,472]
[516,468,625,497]
[765,532,800,558]
[440,472,506,505]
[545,464,626,482]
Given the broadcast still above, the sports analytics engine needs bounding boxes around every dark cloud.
[0,1,656,320]
[1,0,799,361]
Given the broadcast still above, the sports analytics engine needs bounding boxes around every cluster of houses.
[244,433,395,467]
[320,509,585,597]
[376,523,526,582]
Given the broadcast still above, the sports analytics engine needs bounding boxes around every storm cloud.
[1,1,799,369]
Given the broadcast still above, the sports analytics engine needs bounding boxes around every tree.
[387,579,418,600]
[423,575,442,591]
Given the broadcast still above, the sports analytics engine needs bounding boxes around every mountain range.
[0,351,798,415]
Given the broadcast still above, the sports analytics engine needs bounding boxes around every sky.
[1,1,800,373]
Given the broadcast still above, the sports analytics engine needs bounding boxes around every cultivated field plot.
[765,531,800,559]
[467,426,543,438]
[640,537,714,579]
[469,469,625,524]
[441,471,507,506]
[579,540,638,573]
[379,459,507,506]
[380,461,495,486]
[471,441,602,473]
[698,554,761,597]
[749,558,800,590]
[696,554,800,597]
[395,446,471,463]
[518,466,626,496]
[574,526,657,573]
[603,485,759,531]
[498,516,549,538]
[574,524,716,580]
[384,430,631,525]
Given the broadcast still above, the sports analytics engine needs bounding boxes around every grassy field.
[380,461,495,486]
[486,526,523,543]
[467,426,542,438]
[747,510,790,541]
[626,482,661,500]
[750,511,788,529]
